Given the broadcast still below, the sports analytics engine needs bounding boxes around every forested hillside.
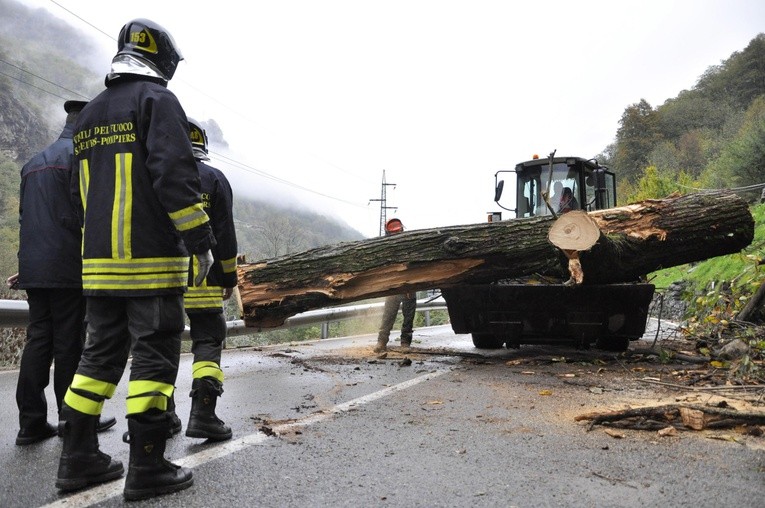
[0,0,364,301]
[596,32,765,379]
[599,33,765,203]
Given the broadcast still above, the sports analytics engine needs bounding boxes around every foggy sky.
[16,0,765,237]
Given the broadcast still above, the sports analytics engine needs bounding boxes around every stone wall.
[651,281,689,322]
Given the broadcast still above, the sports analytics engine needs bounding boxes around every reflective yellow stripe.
[71,373,117,397]
[184,285,223,309]
[221,256,237,274]
[190,254,205,286]
[127,380,175,397]
[192,361,224,382]
[82,272,187,291]
[82,257,190,291]
[169,203,209,232]
[126,394,168,415]
[64,390,104,416]
[125,380,174,416]
[83,257,189,273]
[185,287,223,297]
[112,153,133,258]
[184,297,224,309]
[83,274,188,291]
[79,159,89,214]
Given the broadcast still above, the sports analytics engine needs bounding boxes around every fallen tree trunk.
[237,191,754,328]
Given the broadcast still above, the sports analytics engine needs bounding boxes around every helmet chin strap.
[192,147,210,161]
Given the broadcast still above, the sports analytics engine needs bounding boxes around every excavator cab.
[495,156,616,217]
[442,155,654,352]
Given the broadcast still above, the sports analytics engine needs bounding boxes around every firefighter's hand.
[223,287,234,301]
[6,273,19,290]
[194,250,214,286]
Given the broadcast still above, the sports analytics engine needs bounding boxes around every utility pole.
[368,170,397,236]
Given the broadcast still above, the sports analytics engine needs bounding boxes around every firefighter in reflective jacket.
[179,118,238,441]
[56,19,215,501]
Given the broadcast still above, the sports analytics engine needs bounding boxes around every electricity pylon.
[368,169,397,236]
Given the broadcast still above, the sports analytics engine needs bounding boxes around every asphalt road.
[0,323,763,507]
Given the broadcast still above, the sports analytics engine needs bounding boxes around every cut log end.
[550,212,599,285]
[548,211,601,251]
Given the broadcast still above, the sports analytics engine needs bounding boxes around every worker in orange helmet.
[373,218,417,353]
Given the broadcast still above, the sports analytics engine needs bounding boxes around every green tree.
[594,143,616,169]
[657,91,733,139]
[700,95,765,191]
[694,33,765,109]
[614,99,662,183]
[725,34,765,109]
[676,129,710,177]
[626,165,695,202]
[647,140,680,173]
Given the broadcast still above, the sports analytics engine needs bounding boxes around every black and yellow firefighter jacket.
[184,160,238,312]
[72,77,215,296]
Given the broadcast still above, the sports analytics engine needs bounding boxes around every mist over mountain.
[0,0,365,277]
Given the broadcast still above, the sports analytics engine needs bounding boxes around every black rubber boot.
[166,393,182,435]
[56,416,115,437]
[123,412,193,501]
[55,405,124,492]
[185,377,232,441]
[97,416,117,433]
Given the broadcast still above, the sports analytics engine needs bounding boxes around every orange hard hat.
[385,218,404,233]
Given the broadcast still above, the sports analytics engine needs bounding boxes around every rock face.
[0,0,108,164]
[653,281,690,321]
[0,86,56,163]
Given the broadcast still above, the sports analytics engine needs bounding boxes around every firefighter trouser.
[184,282,226,382]
[62,295,184,418]
[187,310,226,383]
[377,293,417,342]
[17,288,85,428]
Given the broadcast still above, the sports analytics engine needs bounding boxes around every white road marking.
[41,368,451,507]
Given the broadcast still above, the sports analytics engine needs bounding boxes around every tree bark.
[237,191,754,328]
[575,403,765,430]
[735,279,765,322]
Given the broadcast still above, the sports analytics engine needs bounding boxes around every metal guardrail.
[0,300,31,328]
[0,298,448,339]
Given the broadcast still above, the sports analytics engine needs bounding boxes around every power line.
[45,0,376,188]
[0,69,67,101]
[5,4,370,210]
[0,64,89,102]
[677,181,765,193]
[178,81,376,188]
[49,0,115,42]
[209,149,368,208]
